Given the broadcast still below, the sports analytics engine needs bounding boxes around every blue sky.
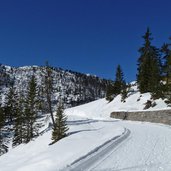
[0,0,171,81]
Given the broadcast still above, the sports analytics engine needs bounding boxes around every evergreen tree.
[4,84,18,124]
[44,62,55,128]
[12,94,25,147]
[161,43,171,85]
[106,65,126,102]
[0,106,7,155]
[150,48,162,98]
[51,104,69,144]
[137,28,161,95]
[114,65,125,95]
[106,84,115,102]
[24,75,39,143]
[121,81,128,102]
[160,40,171,101]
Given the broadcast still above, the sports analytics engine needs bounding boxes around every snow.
[0,115,124,171]
[1,87,171,171]
[65,90,170,120]
[91,121,171,171]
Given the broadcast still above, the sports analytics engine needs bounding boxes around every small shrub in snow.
[151,102,157,108]
[144,100,152,110]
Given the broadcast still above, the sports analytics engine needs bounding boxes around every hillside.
[0,89,171,171]
[106,82,169,112]
[1,83,171,171]
[0,64,111,108]
[66,82,170,119]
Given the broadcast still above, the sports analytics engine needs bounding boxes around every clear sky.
[0,0,171,81]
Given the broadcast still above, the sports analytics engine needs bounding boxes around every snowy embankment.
[65,88,170,120]
[0,115,124,171]
[1,85,171,171]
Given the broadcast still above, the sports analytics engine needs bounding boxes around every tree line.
[0,63,68,155]
[106,28,171,102]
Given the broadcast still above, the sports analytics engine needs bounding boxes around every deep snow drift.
[1,87,171,171]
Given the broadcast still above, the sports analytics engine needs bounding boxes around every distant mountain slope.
[0,64,111,108]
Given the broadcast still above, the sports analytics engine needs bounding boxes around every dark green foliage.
[12,94,25,147]
[159,38,171,102]
[137,28,161,95]
[4,85,18,124]
[0,106,7,155]
[106,65,126,102]
[51,105,69,144]
[151,82,165,100]
[143,100,152,110]
[113,65,126,101]
[121,81,128,102]
[161,43,171,85]
[23,75,39,143]
[12,76,41,146]
[114,65,125,95]
[106,84,115,102]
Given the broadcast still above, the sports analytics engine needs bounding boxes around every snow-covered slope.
[1,91,171,171]
[0,64,111,108]
[65,84,170,119]
[0,115,124,171]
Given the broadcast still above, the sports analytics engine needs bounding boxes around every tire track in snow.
[92,121,171,171]
[64,128,130,171]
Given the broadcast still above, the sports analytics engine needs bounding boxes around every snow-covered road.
[60,119,171,171]
[63,98,171,171]
[67,128,130,171]
[90,121,171,171]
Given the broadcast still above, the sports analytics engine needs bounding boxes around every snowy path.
[64,98,171,171]
[66,128,130,171]
[90,121,171,171]
[62,120,171,171]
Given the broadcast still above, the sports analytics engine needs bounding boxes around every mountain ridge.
[0,64,112,109]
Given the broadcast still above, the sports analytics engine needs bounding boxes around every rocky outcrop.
[110,110,171,125]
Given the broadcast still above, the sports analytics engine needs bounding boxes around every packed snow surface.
[0,115,124,171]
[1,90,171,171]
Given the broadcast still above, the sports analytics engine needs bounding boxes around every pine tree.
[12,94,25,147]
[51,104,69,144]
[161,43,171,85]
[114,65,125,95]
[0,106,7,155]
[121,81,128,102]
[106,84,115,102]
[24,75,39,143]
[160,40,171,101]
[44,62,55,128]
[4,84,18,124]
[137,28,161,95]
[106,65,126,102]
